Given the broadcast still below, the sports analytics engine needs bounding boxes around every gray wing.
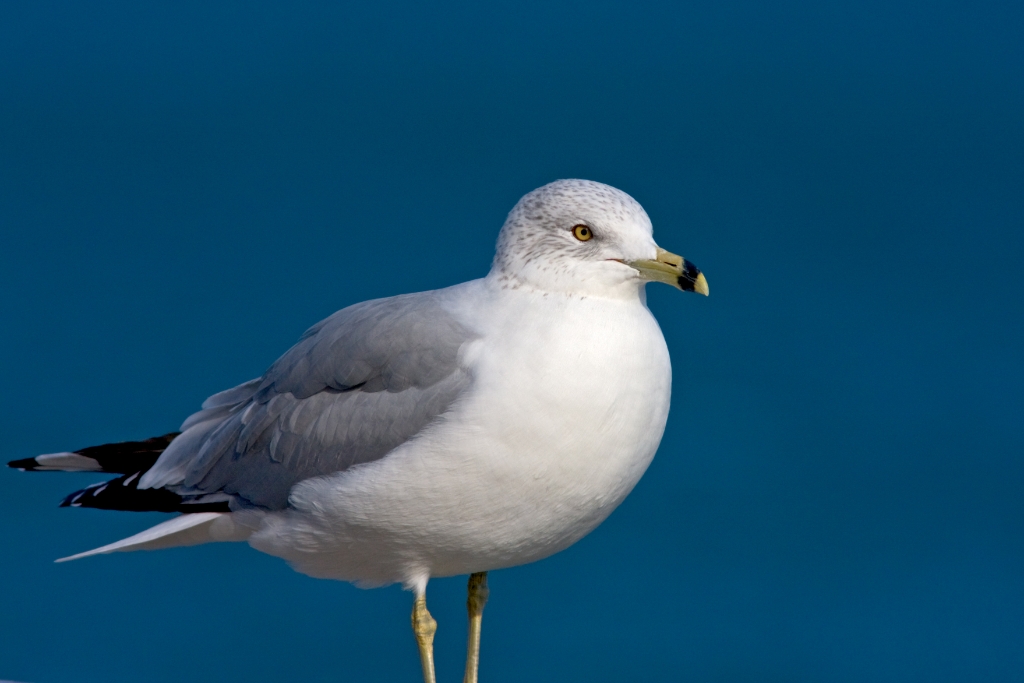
[140,290,476,509]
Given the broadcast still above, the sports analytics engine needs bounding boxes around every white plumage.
[21,177,707,600]
[13,178,710,683]
[249,279,672,587]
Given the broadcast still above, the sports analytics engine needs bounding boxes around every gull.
[9,179,708,683]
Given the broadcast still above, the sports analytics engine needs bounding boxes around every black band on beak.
[678,260,703,292]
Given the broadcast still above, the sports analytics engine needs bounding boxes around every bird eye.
[572,225,593,241]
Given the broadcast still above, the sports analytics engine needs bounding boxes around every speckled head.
[490,179,709,299]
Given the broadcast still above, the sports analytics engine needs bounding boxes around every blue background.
[2,1,1022,681]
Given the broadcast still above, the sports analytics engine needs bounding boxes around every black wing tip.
[74,433,181,474]
[58,471,232,513]
[12,432,183,475]
[8,457,38,471]
[12,432,232,514]
[59,473,177,512]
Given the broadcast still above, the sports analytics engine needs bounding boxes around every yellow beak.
[627,247,709,295]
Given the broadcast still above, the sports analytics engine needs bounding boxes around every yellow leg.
[463,572,489,683]
[412,593,438,683]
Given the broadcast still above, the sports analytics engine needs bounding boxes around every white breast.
[249,284,673,587]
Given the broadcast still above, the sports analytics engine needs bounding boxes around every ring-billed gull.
[9,179,708,683]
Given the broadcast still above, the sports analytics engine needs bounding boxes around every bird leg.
[463,572,489,683]
[411,592,438,683]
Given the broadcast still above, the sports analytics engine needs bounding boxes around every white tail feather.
[56,512,250,562]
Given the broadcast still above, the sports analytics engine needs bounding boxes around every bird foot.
[412,594,438,683]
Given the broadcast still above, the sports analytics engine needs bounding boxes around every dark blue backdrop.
[2,2,1022,681]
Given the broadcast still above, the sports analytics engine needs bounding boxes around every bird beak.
[627,247,709,295]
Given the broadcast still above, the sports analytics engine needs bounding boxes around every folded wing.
[140,289,477,509]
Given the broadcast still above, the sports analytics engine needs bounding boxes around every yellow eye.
[572,225,593,241]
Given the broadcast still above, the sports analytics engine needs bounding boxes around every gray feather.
[140,289,476,509]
